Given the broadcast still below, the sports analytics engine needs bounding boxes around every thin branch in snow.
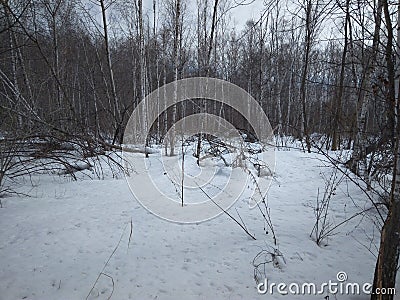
[196,183,256,240]
[86,221,129,300]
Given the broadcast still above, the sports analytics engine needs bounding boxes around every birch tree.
[349,0,383,176]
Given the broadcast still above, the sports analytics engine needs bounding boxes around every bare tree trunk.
[194,0,219,163]
[272,1,282,137]
[2,0,34,112]
[137,0,149,155]
[99,0,120,144]
[42,1,63,126]
[286,24,299,136]
[286,64,293,135]
[300,0,312,153]
[371,1,400,298]
[2,1,22,127]
[207,0,218,76]
[331,0,350,151]
[350,0,382,174]
[51,7,61,114]
[169,0,181,156]
[372,139,400,300]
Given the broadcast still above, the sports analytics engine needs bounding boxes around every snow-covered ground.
[0,146,396,299]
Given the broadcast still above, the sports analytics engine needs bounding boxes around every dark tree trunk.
[371,1,400,298]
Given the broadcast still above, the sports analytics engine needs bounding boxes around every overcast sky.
[140,0,267,30]
[223,0,266,28]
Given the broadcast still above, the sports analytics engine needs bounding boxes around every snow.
[0,146,396,299]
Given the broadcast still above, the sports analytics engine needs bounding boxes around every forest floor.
[0,142,397,300]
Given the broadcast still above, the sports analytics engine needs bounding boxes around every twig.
[312,143,385,223]
[235,208,248,232]
[247,170,277,245]
[196,184,256,240]
[86,221,128,300]
[128,218,133,249]
[100,272,115,300]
